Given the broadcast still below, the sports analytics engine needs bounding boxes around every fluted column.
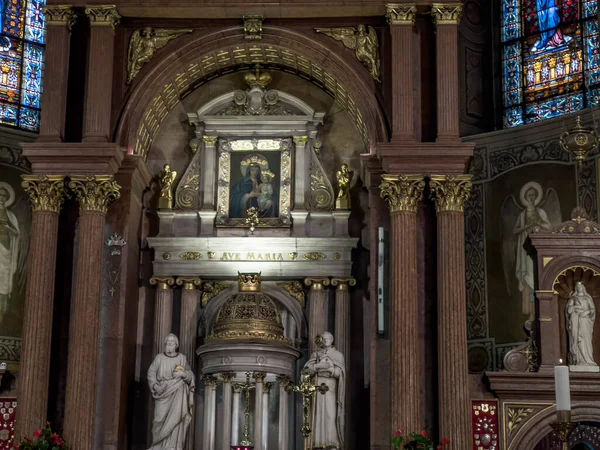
[15,176,66,439]
[429,175,472,449]
[262,382,272,450]
[63,176,121,450]
[149,276,175,355]
[385,4,417,141]
[220,372,235,450]
[253,372,266,450]
[276,375,293,450]
[304,277,330,354]
[83,6,120,142]
[38,7,75,141]
[201,375,219,450]
[293,136,309,208]
[432,4,463,141]
[380,174,425,434]
[201,135,218,209]
[232,383,242,445]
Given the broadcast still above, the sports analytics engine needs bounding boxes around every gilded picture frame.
[216,138,292,227]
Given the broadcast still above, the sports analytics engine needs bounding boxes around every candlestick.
[554,365,571,411]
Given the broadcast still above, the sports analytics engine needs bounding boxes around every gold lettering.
[220,252,228,260]
[235,253,241,260]
[277,253,283,261]
[247,252,256,260]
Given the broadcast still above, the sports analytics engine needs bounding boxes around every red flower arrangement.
[14,424,67,450]
[392,429,451,450]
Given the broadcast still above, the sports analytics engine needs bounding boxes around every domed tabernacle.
[207,272,290,344]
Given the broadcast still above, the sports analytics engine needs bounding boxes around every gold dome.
[207,273,291,345]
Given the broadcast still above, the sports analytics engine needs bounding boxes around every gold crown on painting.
[245,64,272,89]
[238,272,262,292]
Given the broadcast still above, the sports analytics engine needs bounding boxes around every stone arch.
[115,25,389,158]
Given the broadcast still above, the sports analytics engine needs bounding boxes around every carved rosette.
[43,5,76,31]
[21,175,67,213]
[386,4,417,25]
[431,3,463,25]
[68,175,121,213]
[379,174,425,213]
[85,5,121,30]
[429,175,472,212]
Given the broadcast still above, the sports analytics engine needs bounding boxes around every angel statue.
[335,164,352,210]
[315,25,381,82]
[159,164,177,210]
[127,27,192,84]
[501,181,562,318]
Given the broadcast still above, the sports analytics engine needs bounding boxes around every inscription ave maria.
[219,252,285,261]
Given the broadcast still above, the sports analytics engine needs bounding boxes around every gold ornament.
[175,277,202,290]
[21,175,66,213]
[253,371,267,382]
[203,135,219,146]
[220,371,236,382]
[159,164,177,210]
[243,15,263,40]
[244,65,272,88]
[386,4,417,25]
[379,174,425,213]
[315,25,381,82]
[277,281,306,308]
[335,164,352,210]
[201,374,219,388]
[302,252,326,261]
[275,374,294,393]
[331,277,356,291]
[84,5,121,30]
[149,276,175,290]
[179,252,202,260]
[245,207,259,232]
[431,3,463,25]
[559,116,599,164]
[127,28,192,84]
[69,175,121,213]
[201,281,231,306]
[238,272,261,292]
[429,175,472,212]
[304,277,330,290]
[293,136,308,146]
[43,5,76,31]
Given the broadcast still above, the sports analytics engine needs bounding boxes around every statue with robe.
[302,332,345,449]
[147,333,195,450]
[0,182,19,313]
[566,282,597,369]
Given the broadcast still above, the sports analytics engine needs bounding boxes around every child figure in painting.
[258,170,275,217]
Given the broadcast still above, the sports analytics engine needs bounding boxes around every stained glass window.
[0,0,45,131]
[502,0,599,126]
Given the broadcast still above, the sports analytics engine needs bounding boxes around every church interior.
[1,0,600,449]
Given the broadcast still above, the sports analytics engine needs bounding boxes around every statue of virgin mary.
[566,282,597,369]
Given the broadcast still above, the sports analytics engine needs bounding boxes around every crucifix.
[293,373,329,450]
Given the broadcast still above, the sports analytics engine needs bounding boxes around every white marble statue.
[0,182,19,313]
[302,331,345,449]
[147,333,195,450]
[566,282,598,370]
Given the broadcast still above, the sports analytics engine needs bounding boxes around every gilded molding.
[201,374,219,388]
[303,252,326,261]
[21,175,66,213]
[253,371,267,382]
[243,15,263,40]
[43,5,76,31]
[304,277,330,290]
[429,175,472,212]
[149,276,175,290]
[68,175,121,213]
[203,135,219,146]
[386,4,417,25]
[85,5,121,30]
[180,251,202,260]
[293,136,308,146]
[331,277,356,291]
[176,277,202,290]
[431,3,463,25]
[220,371,236,383]
[277,281,306,308]
[379,174,425,213]
[201,281,232,306]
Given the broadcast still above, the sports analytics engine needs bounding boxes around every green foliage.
[15,424,66,450]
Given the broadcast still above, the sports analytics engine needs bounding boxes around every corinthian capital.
[379,174,425,213]
[429,175,472,212]
[21,175,67,213]
[386,4,417,25]
[43,5,76,31]
[85,5,121,30]
[69,175,121,213]
[431,3,463,25]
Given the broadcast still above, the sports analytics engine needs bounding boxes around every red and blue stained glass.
[503,0,600,127]
[0,0,45,131]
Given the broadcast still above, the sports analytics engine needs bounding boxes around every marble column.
[262,382,272,450]
[276,375,292,450]
[231,383,242,445]
[15,176,66,439]
[292,136,309,208]
[220,372,236,450]
[429,175,472,449]
[380,174,426,434]
[253,372,266,450]
[82,6,120,142]
[304,277,331,354]
[201,375,219,450]
[432,4,463,141]
[385,4,417,141]
[63,176,121,450]
[38,7,75,141]
[149,276,175,355]
[201,135,218,209]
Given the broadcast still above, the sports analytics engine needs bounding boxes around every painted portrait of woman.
[229,153,279,219]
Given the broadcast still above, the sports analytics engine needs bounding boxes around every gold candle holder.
[550,410,576,450]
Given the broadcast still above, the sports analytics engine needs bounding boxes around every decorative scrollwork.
[202,281,232,306]
[380,174,425,213]
[431,3,463,25]
[277,281,306,308]
[21,175,67,213]
[309,144,334,211]
[429,175,472,212]
[69,175,121,213]
[175,146,202,210]
[507,407,534,435]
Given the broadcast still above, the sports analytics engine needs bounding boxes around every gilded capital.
[386,4,417,25]
[429,175,472,212]
[201,374,219,388]
[431,3,463,25]
[253,371,267,383]
[331,277,356,291]
[293,136,309,146]
[43,5,76,31]
[220,371,236,383]
[304,277,330,291]
[68,175,121,213]
[176,277,202,290]
[380,174,425,213]
[203,135,219,146]
[21,175,67,213]
[263,381,273,394]
[85,5,121,30]
[150,276,175,290]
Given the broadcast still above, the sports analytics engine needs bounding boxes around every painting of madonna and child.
[229,151,281,219]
